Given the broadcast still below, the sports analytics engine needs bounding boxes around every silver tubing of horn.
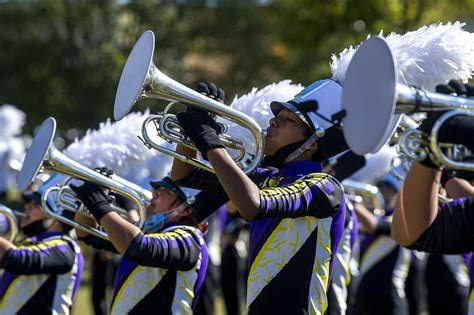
[41,186,110,240]
[133,62,264,175]
[429,109,474,171]
[396,84,474,113]
[0,205,20,242]
[342,179,385,215]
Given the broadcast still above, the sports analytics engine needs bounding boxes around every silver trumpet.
[340,36,474,171]
[113,30,264,174]
[0,205,25,242]
[17,118,152,240]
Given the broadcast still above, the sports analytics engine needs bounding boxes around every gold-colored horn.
[0,205,24,242]
[17,118,151,240]
[341,37,473,171]
[113,30,264,174]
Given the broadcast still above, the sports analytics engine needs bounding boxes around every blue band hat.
[21,174,69,218]
[22,174,64,206]
[376,173,401,192]
[149,176,196,205]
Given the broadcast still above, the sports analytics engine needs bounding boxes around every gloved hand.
[70,182,112,222]
[435,79,474,96]
[196,82,225,102]
[94,166,114,178]
[176,82,226,159]
[417,79,474,169]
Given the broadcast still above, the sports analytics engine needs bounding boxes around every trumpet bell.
[17,117,150,240]
[114,30,155,121]
[341,37,400,155]
[18,117,56,192]
[113,30,265,175]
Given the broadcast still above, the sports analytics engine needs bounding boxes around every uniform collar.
[279,160,322,177]
[38,231,64,241]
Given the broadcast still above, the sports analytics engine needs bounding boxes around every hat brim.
[149,178,186,201]
[22,191,41,205]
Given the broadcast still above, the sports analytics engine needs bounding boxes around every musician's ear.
[177,207,193,218]
[307,142,318,158]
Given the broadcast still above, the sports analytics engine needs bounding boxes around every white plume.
[0,104,28,193]
[63,110,173,186]
[222,80,303,162]
[349,144,398,184]
[331,22,474,91]
[0,104,26,137]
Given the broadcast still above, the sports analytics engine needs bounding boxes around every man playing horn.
[71,175,209,315]
[391,80,474,254]
[0,175,84,315]
[172,81,347,314]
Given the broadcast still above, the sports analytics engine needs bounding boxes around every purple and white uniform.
[83,225,208,315]
[179,160,346,314]
[0,231,84,314]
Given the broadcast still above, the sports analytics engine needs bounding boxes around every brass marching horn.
[113,30,265,174]
[0,205,24,242]
[17,118,151,240]
[342,179,385,215]
[340,37,473,171]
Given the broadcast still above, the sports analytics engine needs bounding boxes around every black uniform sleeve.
[175,168,228,196]
[192,191,229,222]
[0,238,76,274]
[80,235,119,254]
[408,197,474,254]
[124,227,203,271]
[375,220,392,235]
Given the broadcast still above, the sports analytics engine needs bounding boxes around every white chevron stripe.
[246,217,319,308]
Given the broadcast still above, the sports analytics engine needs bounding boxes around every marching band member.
[391,81,474,313]
[354,174,412,315]
[172,80,347,314]
[391,80,474,253]
[72,175,209,315]
[324,151,365,315]
[0,175,84,315]
[422,171,471,315]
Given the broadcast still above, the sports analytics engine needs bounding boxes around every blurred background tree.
[1,1,474,314]
[0,0,473,137]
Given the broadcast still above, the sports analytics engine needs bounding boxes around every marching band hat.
[271,79,349,160]
[376,174,401,192]
[270,79,343,135]
[149,176,195,204]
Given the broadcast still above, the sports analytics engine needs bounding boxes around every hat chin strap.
[284,133,320,163]
[160,199,191,221]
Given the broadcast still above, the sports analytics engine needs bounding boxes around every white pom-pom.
[331,22,474,91]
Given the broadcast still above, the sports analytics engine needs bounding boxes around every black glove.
[176,82,226,159]
[196,82,225,102]
[417,113,442,169]
[70,182,112,222]
[440,170,454,187]
[94,166,114,177]
[435,79,474,96]
[417,79,474,169]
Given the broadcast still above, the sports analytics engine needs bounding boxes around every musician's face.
[21,200,46,227]
[265,108,311,156]
[148,187,181,215]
